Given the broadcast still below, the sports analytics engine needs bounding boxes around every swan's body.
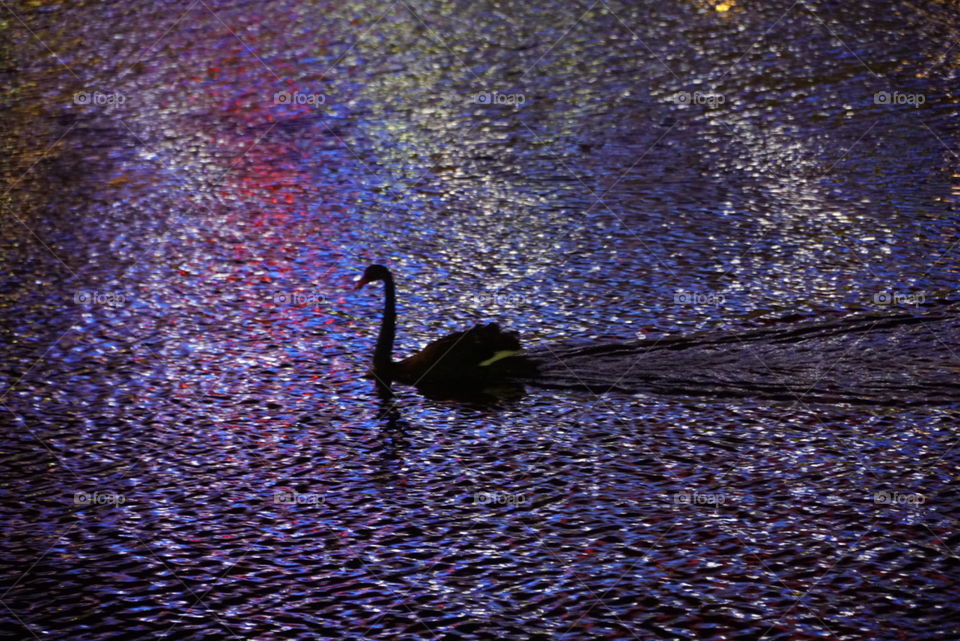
[356,264,536,393]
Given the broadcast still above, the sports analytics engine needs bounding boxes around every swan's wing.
[395,323,523,383]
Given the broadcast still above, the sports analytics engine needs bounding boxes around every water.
[526,301,960,404]
[1,0,959,639]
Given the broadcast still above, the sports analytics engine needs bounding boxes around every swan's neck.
[374,273,397,372]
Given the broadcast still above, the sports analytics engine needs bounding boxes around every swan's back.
[394,323,529,386]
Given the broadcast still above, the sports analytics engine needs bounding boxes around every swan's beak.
[355,276,370,290]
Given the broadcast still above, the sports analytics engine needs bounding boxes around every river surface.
[1,0,959,639]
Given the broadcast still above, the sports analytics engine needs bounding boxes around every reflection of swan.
[356,264,536,394]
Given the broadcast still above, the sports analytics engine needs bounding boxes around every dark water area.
[528,300,960,405]
[1,0,959,639]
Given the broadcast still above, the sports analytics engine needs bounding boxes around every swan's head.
[356,264,390,290]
